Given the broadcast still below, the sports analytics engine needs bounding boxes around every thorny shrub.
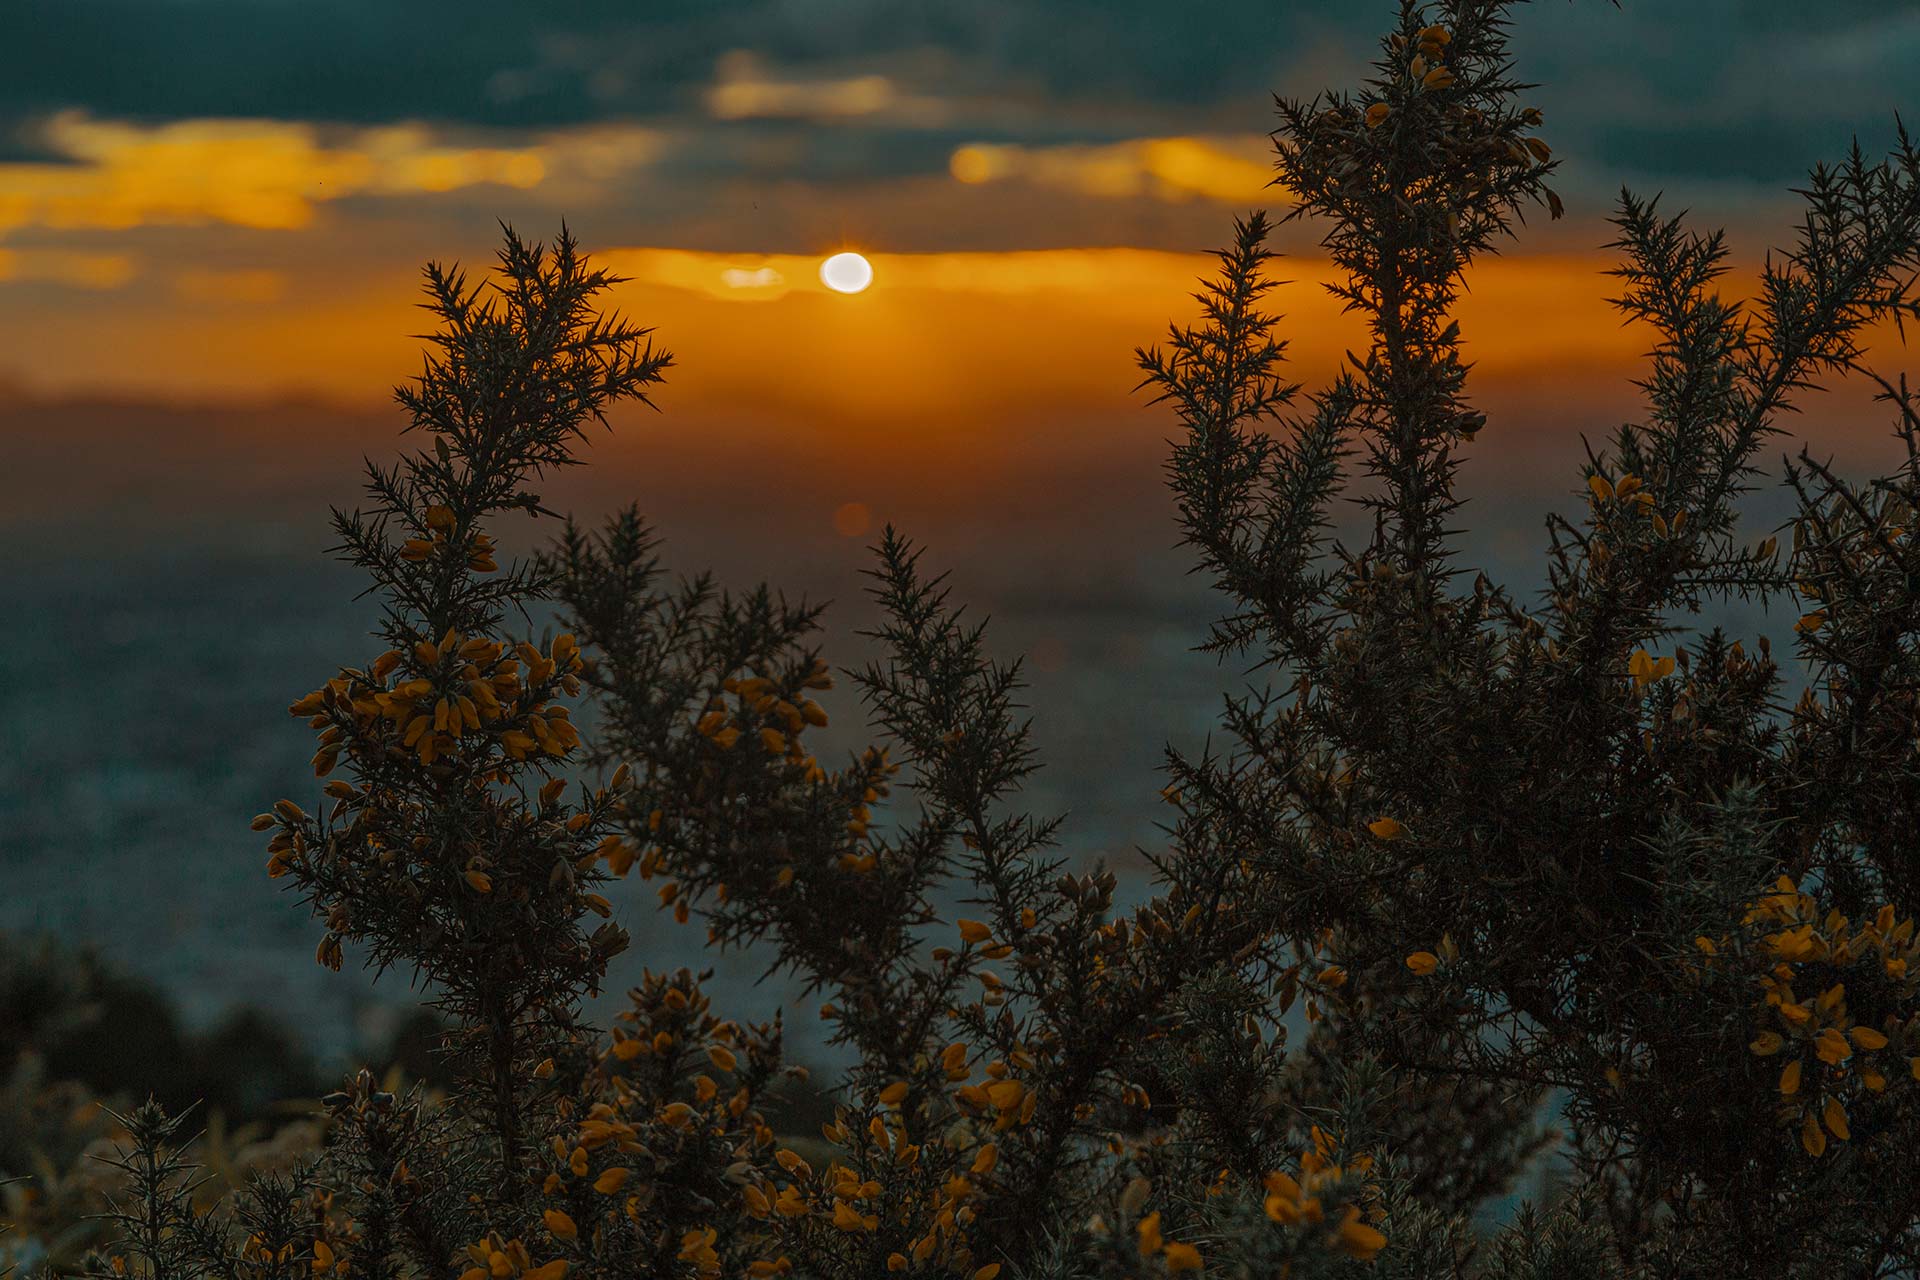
[21,2,1920,1277]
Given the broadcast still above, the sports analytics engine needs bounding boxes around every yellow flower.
[464,869,493,894]
[878,1080,910,1106]
[958,919,994,943]
[1850,1025,1889,1051]
[1823,1096,1850,1142]
[1405,951,1439,976]
[1365,102,1392,129]
[1136,1211,1163,1257]
[1801,1110,1827,1157]
[1367,816,1405,840]
[1335,1210,1388,1260]
[1162,1242,1203,1272]
[592,1168,630,1195]
[542,1211,577,1241]
[1814,1028,1851,1065]
[1779,1060,1802,1096]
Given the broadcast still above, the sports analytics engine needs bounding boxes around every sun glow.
[819,251,873,294]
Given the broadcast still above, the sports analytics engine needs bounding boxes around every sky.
[0,0,1916,1049]
[1,0,1916,408]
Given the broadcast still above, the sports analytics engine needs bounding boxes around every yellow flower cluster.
[951,1056,1037,1133]
[238,1236,300,1268]
[1627,648,1675,693]
[732,1034,1030,1278]
[1405,933,1457,977]
[677,1226,720,1278]
[1135,1211,1203,1272]
[677,662,902,886]
[693,663,832,768]
[1734,877,1920,1157]
[399,503,498,573]
[1587,472,1690,564]
[457,1234,566,1280]
[1404,24,1455,91]
[656,689,896,911]
[843,744,896,847]
[1260,1128,1387,1261]
[743,1114,999,1277]
[308,1238,347,1274]
[285,630,583,774]
[536,975,792,1277]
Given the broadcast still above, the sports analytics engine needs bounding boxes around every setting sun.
[819,250,874,293]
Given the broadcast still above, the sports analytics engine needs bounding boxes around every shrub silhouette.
[45,2,1920,1277]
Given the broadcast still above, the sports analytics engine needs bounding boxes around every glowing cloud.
[949,136,1277,204]
[706,51,911,121]
[174,268,288,304]
[0,247,136,289]
[720,266,785,290]
[0,112,552,236]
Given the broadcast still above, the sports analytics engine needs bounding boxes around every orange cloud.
[949,136,1278,204]
[0,246,136,289]
[174,268,288,304]
[0,113,561,235]
[704,50,947,123]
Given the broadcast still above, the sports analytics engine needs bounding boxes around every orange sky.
[0,243,1650,411]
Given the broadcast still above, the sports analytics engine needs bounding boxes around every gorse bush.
[38,1,1920,1276]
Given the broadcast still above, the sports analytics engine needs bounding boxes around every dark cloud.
[6,1,1910,129]
[2,0,1313,129]
[0,0,1911,249]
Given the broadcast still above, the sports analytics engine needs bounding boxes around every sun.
[820,251,874,294]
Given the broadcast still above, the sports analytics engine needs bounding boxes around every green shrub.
[40,2,1920,1277]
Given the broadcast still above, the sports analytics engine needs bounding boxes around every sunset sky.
[2,1,1917,1043]
[0,1,1913,410]
[4,0,1916,585]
